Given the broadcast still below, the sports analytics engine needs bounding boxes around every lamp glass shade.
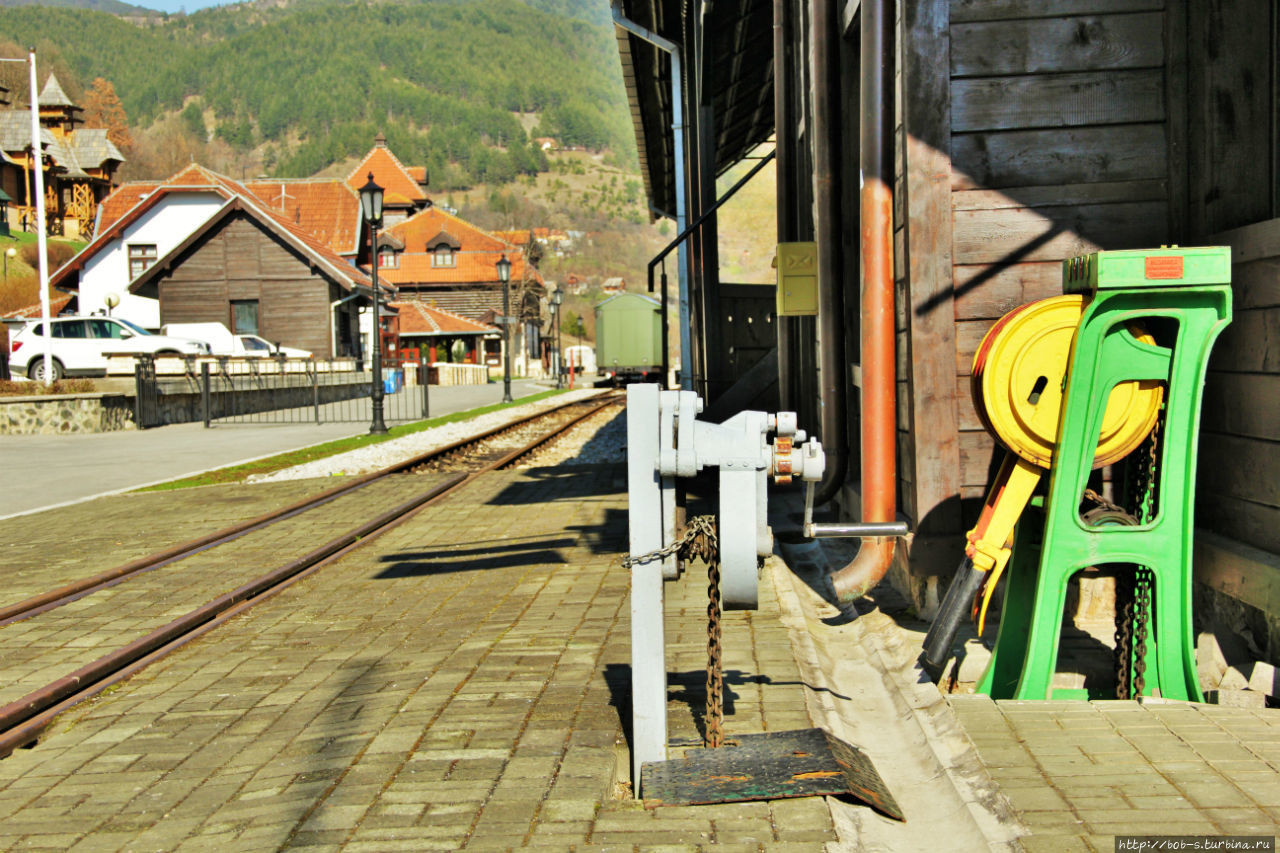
[358,172,384,223]
[551,290,562,306]
[496,254,511,283]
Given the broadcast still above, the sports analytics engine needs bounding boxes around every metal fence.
[132,354,438,428]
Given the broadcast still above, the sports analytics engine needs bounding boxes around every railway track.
[0,392,622,758]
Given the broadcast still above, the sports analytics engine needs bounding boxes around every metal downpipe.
[830,0,897,603]
[810,0,847,505]
[774,0,794,411]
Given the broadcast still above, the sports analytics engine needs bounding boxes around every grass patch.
[134,388,571,492]
[0,378,97,396]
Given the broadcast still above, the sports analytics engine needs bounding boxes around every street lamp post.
[496,253,513,403]
[551,289,563,390]
[358,172,388,435]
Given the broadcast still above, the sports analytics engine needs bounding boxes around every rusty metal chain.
[1083,488,1127,515]
[706,551,724,749]
[1132,567,1153,697]
[1112,406,1163,698]
[619,516,725,747]
[1115,570,1134,699]
[677,515,725,749]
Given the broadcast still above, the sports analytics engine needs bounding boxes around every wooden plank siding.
[1186,0,1277,237]
[1199,220,1280,554]
[157,216,341,358]
[902,0,962,539]
[943,0,1176,499]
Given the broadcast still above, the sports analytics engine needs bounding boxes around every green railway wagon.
[594,292,662,383]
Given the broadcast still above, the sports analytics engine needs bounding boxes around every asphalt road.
[1,379,550,519]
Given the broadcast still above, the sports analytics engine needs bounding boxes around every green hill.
[0,0,633,185]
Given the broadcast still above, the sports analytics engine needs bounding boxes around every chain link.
[706,553,724,749]
[1115,570,1134,699]
[620,515,725,748]
[1083,488,1127,515]
[1132,566,1153,697]
[1112,405,1163,698]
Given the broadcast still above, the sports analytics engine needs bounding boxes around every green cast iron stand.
[978,247,1233,701]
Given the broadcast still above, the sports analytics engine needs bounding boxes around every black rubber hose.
[921,557,987,679]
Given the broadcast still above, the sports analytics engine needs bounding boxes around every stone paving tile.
[0,475,456,707]
[0,464,841,851]
[0,480,335,606]
[951,694,1280,845]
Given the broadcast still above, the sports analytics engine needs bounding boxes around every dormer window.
[426,229,461,269]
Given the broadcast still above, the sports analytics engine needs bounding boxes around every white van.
[160,322,312,358]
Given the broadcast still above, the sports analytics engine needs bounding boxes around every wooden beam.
[903,0,961,538]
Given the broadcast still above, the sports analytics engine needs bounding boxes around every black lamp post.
[551,288,563,389]
[358,172,388,435]
[496,253,513,403]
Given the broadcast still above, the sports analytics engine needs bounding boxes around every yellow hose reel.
[966,294,1162,631]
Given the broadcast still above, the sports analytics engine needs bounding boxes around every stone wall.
[0,394,136,435]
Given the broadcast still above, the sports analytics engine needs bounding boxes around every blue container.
[383,369,403,394]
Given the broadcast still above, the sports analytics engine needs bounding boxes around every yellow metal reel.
[967,295,1163,633]
[974,294,1161,470]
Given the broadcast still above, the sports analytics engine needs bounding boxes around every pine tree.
[82,78,133,153]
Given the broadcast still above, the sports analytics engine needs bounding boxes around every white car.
[160,322,312,359]
[10,316,211,381]
[233,334,312,358]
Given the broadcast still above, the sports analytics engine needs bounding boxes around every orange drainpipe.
[830,0,896,603]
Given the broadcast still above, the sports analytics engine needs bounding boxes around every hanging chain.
[1132,566,1153,697]
[1112,405,1164,698]
[620,515,724,748]
[706,550,725,749]
[1115,570,1134,699]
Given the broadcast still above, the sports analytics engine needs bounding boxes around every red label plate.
[1144,256,1184,279]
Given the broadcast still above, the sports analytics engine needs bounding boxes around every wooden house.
[616,0,1280,657]
[0,74,125,238]
[49,165,376,358]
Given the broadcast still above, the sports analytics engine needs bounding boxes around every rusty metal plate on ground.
[641,728,904,821]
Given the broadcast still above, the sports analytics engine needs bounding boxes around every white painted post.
[626,383,666,793]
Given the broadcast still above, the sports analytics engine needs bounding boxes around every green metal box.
[1062,246,1232,293]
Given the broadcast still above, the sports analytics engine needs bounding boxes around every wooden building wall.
[156,216,342,358]
[945,0,1177,510]
[891,0,1280,629]
[893,0,1182,568]
[1190,2,1280,567]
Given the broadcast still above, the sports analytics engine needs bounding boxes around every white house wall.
[78,193,227,329]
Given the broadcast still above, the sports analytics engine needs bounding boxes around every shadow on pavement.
[374,537,573,578]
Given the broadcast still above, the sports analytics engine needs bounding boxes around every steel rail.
[0,393,612,627]
[0,395,621,758]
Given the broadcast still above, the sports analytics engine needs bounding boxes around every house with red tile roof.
[47,164,379,358]
[390,301,497,365]
[344,133,431,227]
[376,206,545,371]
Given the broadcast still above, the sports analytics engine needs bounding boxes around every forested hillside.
[0,0,633,186]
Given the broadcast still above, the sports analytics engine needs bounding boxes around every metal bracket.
[625,385,825,791]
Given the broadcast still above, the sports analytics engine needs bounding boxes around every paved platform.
[0,380,547,520]
[0,443,1276,849]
